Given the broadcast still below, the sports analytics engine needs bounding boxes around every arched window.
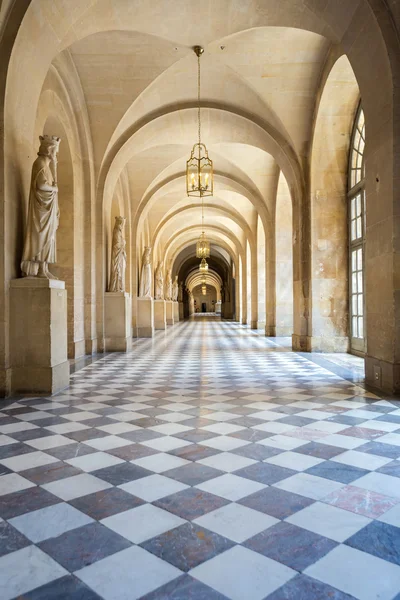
[348,105,365,354]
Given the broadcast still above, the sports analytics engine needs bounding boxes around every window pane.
[352,273,357,292]
[351,220,356,241]
[357,270,363,292]
[358,317,364,338]
[352,316,358,337]
[358,294,363,316]
[351,198,356,219]
[352,295,358,315]
[352,250,357,271]
[356,195,361,216]
[357,248,363,270]
[356,217,362,239]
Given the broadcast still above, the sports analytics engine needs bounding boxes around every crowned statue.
[21,135,61,278]
[109,216,126,292]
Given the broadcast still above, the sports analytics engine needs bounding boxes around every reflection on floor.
[1,320,400,600]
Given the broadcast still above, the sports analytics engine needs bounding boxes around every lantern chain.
[198,52,201,149]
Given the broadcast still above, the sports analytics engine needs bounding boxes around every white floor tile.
[9,502,93,542]
[196,473,266,501]
[332,450,391,471]
[76,546,181,600]
[102,504,185,544]
[352,472,400,499]
[24,435,73,450]
[378,503,400,527]
[0,450,58,472]
[83,436,131,450]
[286,501,371,542]
[198,452,257,473]
[305,545,400,600]
[42,473,112,500]
[274,473,344,500]
[65,451,124,472]
[201,423,245,435]
[45,422,90,434]
[120,474,188,502]
[149,423,193,435]
[258,435,307,450]
[0,546,67,600]
[141,436,192,452]
[318,434,365,450]
[96,423,140,434]
[264,451,323,471]
[131,452,189,473]
[194,502,278,543]
[0,473,36,496]
[190,545,295,600]
[201,436,250,451]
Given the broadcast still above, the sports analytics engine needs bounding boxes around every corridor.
[1,319,400,599]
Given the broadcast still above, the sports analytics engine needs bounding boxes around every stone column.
[104,292,132,351]
[251,243,258,329]
[154,299,167,330]
[173,301,179,322]
[136,297,154,337]
[165,300,174,325]
[10,278,69,395]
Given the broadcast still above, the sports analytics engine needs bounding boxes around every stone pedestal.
[104,292,132,351]
[166,300,174,326]
[215,301,221,315]
[10,278,69,395]
[179,302,184,320]
[154,299,167,330]
[173,301,179,323]
[137,297,154,337]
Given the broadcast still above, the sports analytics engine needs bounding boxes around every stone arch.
[309,52,360,351]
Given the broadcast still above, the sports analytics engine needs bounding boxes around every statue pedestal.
[104,292,132,351]
[179,302,184,320]
[137,297,154,337]
[10,278,69,395]
[165,301,174,326]
[215,301,222,315]
[173,301,179,322]
[154,300,167,330]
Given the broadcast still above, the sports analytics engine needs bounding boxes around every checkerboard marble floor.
[1,318,400,600]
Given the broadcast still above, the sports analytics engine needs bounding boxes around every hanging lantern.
[196,230,210,258]
[199,258,208,273]
[186,46,213,198]
[202,284,207,295]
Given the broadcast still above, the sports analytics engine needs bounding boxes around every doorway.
[202,303,207,313]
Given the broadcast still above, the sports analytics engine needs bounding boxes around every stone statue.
[178,282,183,302]
[155,261,164,299]
[109,216,126,292]
[139,247,152,298]
[165,268,173,301]
[172,276,179,302]
[21,135,61,278]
